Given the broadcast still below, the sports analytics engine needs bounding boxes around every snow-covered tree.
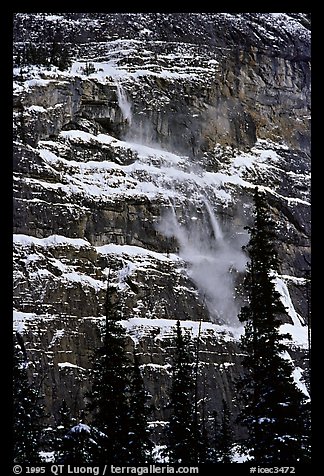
[13,334,44,464]
[237,187,311,463]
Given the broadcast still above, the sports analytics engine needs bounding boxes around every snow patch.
[13,234,91,249]
[275,276,308,348]
[13,310,38,333]
[58,362,86,371]
[293,367,310,399]
[231,444,253,462]
[24,78,55,88]
[68,423,92,433]
[96,243,179,263]
[60,129,96,143]
[27,105,47,113]
[121,317,242,342]
[45,14,64,21]
[281,352,310,399]
[39,451,55,463]
[63,272,105,291]
[141,363,171,372]
[152,445,168,463]
[50,329,65,346]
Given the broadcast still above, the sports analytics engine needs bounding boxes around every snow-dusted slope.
[13,13,310,434]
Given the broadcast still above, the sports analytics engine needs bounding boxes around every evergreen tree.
[83,62,96,76]
[237,187,311,463]
[218,399,234,463]
[16,39,70,70]
[196,375,211,463]
[166,320,197,464]
[59,399,73,430]
[50,37,61,66]
[193,318,202,462]
[302,258,311,375]
[13,334,44,464]
[50,40,71,71]
[128,351,153,463]
[210,410,221,462]
[301,263,311,399]
[208,402,234,463]
[86,275,132,463]
[54,399,74,462]
[15,50,21,67]
[57,46,71,71]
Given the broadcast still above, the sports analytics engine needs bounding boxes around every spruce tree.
[302,259,311,377]
[210,410,221,462]
[15,50,21,67]
[196,375,211,463]
[237,187,311,463]
[193,318,203,462]
[127,351,152,463]
[218,399,234,463]
[54,399,74,463]
[209,402,234,463]
[57,47,71,71]
[13,334,44,464]
[86,275,132,463]
[166,320,196,464]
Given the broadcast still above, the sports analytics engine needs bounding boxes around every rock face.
[13,13,311,445]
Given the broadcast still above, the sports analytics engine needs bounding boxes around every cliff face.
[13,13,311,443]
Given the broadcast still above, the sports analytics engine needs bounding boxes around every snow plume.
[114,77,247,324]
[125,115,167,155]
[116,81,132,125]
[157,197,248,325]
[117,81,160,149]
